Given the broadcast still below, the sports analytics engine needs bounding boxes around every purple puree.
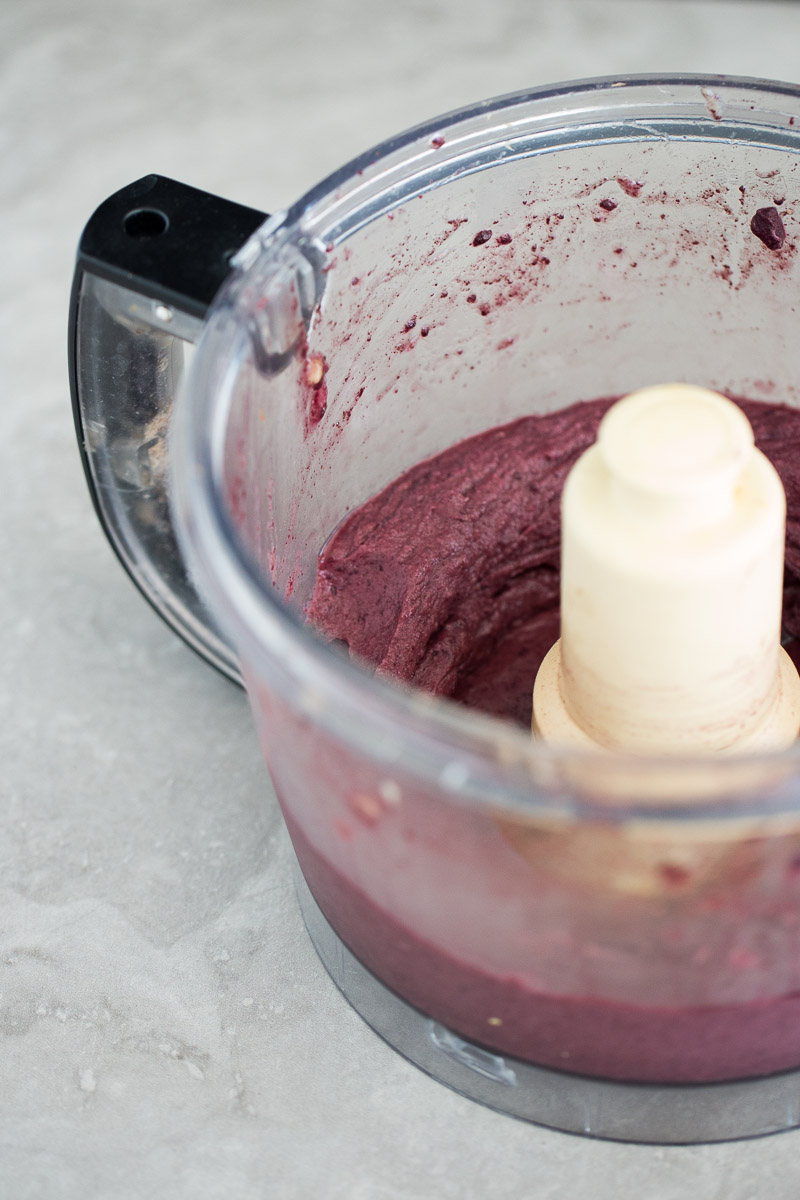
[310,397,800,723]
[302,396,800,1083]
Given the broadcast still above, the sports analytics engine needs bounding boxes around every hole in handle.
[122,208,169,238]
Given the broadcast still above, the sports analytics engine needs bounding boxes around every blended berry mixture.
[297,396,800,1083]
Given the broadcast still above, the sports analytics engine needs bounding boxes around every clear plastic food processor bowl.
[71,76,800,1143]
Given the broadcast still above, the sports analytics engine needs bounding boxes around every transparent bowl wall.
[173,79,800,1084]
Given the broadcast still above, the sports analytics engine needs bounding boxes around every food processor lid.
[69,175,268,682]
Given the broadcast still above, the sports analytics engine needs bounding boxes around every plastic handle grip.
[68,175,267,682]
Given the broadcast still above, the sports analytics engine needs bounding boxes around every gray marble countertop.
[7,1,800,1195]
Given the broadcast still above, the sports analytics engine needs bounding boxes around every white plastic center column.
[532,384,800,754]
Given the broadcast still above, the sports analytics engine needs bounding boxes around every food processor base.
[294,865,800,1145]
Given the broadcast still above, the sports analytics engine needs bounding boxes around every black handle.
[75,173,267,319]
[68,176,267,682]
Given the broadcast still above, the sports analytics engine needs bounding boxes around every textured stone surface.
[6,0,800,1195]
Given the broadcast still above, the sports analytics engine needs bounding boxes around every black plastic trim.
[73,174,267,318]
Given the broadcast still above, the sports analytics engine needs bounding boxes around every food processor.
[69,75,800,1144]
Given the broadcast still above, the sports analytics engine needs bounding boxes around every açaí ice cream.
[274,396,800,1083]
